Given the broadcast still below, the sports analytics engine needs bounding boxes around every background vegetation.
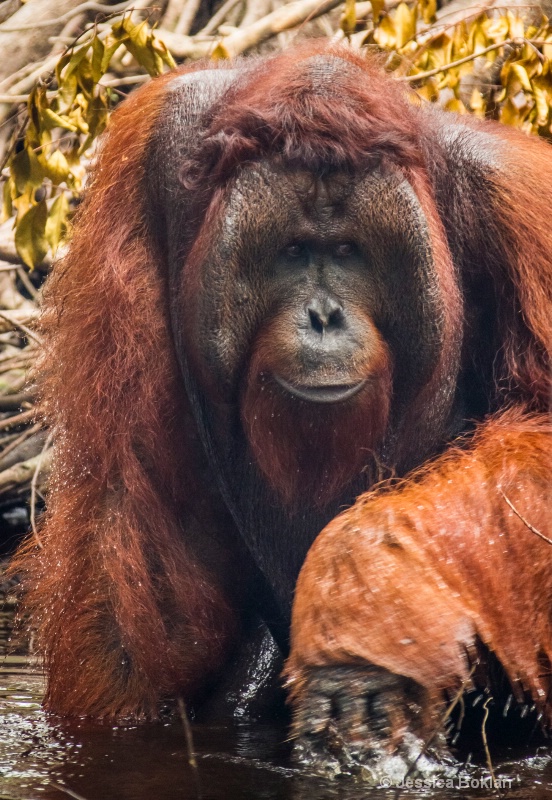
[0,0,550,539]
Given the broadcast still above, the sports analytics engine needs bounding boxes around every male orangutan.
[13,41,551,776]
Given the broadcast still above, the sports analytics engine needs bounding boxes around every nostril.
[306,296,344,334]
[308,306,325,334]
[327,306,344,328]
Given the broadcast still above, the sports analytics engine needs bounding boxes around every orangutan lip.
[273,375,367,404]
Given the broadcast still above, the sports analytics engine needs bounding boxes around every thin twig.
[100,74,150,87]
[0,391,35,411]
[174,0,202,35]
[0,56,49,93]
[0,93,48,103]
[481,696,501,795]
[400,39,523,82]
[177,696,202,800]
[0,356,34,374]
[395,664,477,799]
[198,0,242,35]
[157,0,343,58]
[0,311,42,344]
[0,408,34,431]
[0,421,41,461]
[500,489,552,545]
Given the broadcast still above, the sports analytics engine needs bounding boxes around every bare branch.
[500,489,552,546]
[0,309,40,336]
[198,0,243,35]
[0,1,133,32]
[158,0,344,58]
[174,0,202,36]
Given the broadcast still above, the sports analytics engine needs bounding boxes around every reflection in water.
[2,670,552,800]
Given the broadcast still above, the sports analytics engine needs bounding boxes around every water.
[2,594,552,798]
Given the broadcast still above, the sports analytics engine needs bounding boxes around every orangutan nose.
[306,295,344,335]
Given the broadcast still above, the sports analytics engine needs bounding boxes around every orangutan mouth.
[273,375,368,404]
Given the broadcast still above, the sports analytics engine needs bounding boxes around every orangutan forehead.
[223,162,422,233]
[284,170,355,213]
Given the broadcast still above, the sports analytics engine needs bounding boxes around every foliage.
[2,2,552,268]
[365,3,552,127]
[1,16,174,268]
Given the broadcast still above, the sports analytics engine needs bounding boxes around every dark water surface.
[2,598,552,799]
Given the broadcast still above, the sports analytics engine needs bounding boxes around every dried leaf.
[45,193,70,254]
[14,200,48,268]
[1,179,14,223]
[394,3,417,49]
[112,18,166,77]
[374,14,397,49]
[43,151,70,185]
[91,36,105,85]
[342,0,357,33]
[419,0,437,25]
[370,0,384,21]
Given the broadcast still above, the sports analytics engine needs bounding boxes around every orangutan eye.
[335,242,354,257]
[285,243,304,258]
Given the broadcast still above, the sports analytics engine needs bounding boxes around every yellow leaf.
[10,147,44,195]
[507,10,525,39]
[112,18,165,77]
[415,79,439,101]
[500,97,523,126]
[1,178,14,223]
[44,151,70,185]
[469,18,489,52]
[374,15,397,49]
[483,15,509,42]
[91,36,105,84]
[210,42,231,60]
[470,88,486,117]
[444,97,467,113]
[40,107,79,133]
[532,84,550,126]
[394,3,416,49]
[509,63,532,91]
[45,193,70,254]
[101,35,126,74]
[341,0,357,33]
[10,150,31,195]
[370,0,384,21]
[60,43,90,81]
[419,0,437,25]
[14,200,48,268]
[12,191,33,218]
[151,36,176,70]
[57,71,78,113]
